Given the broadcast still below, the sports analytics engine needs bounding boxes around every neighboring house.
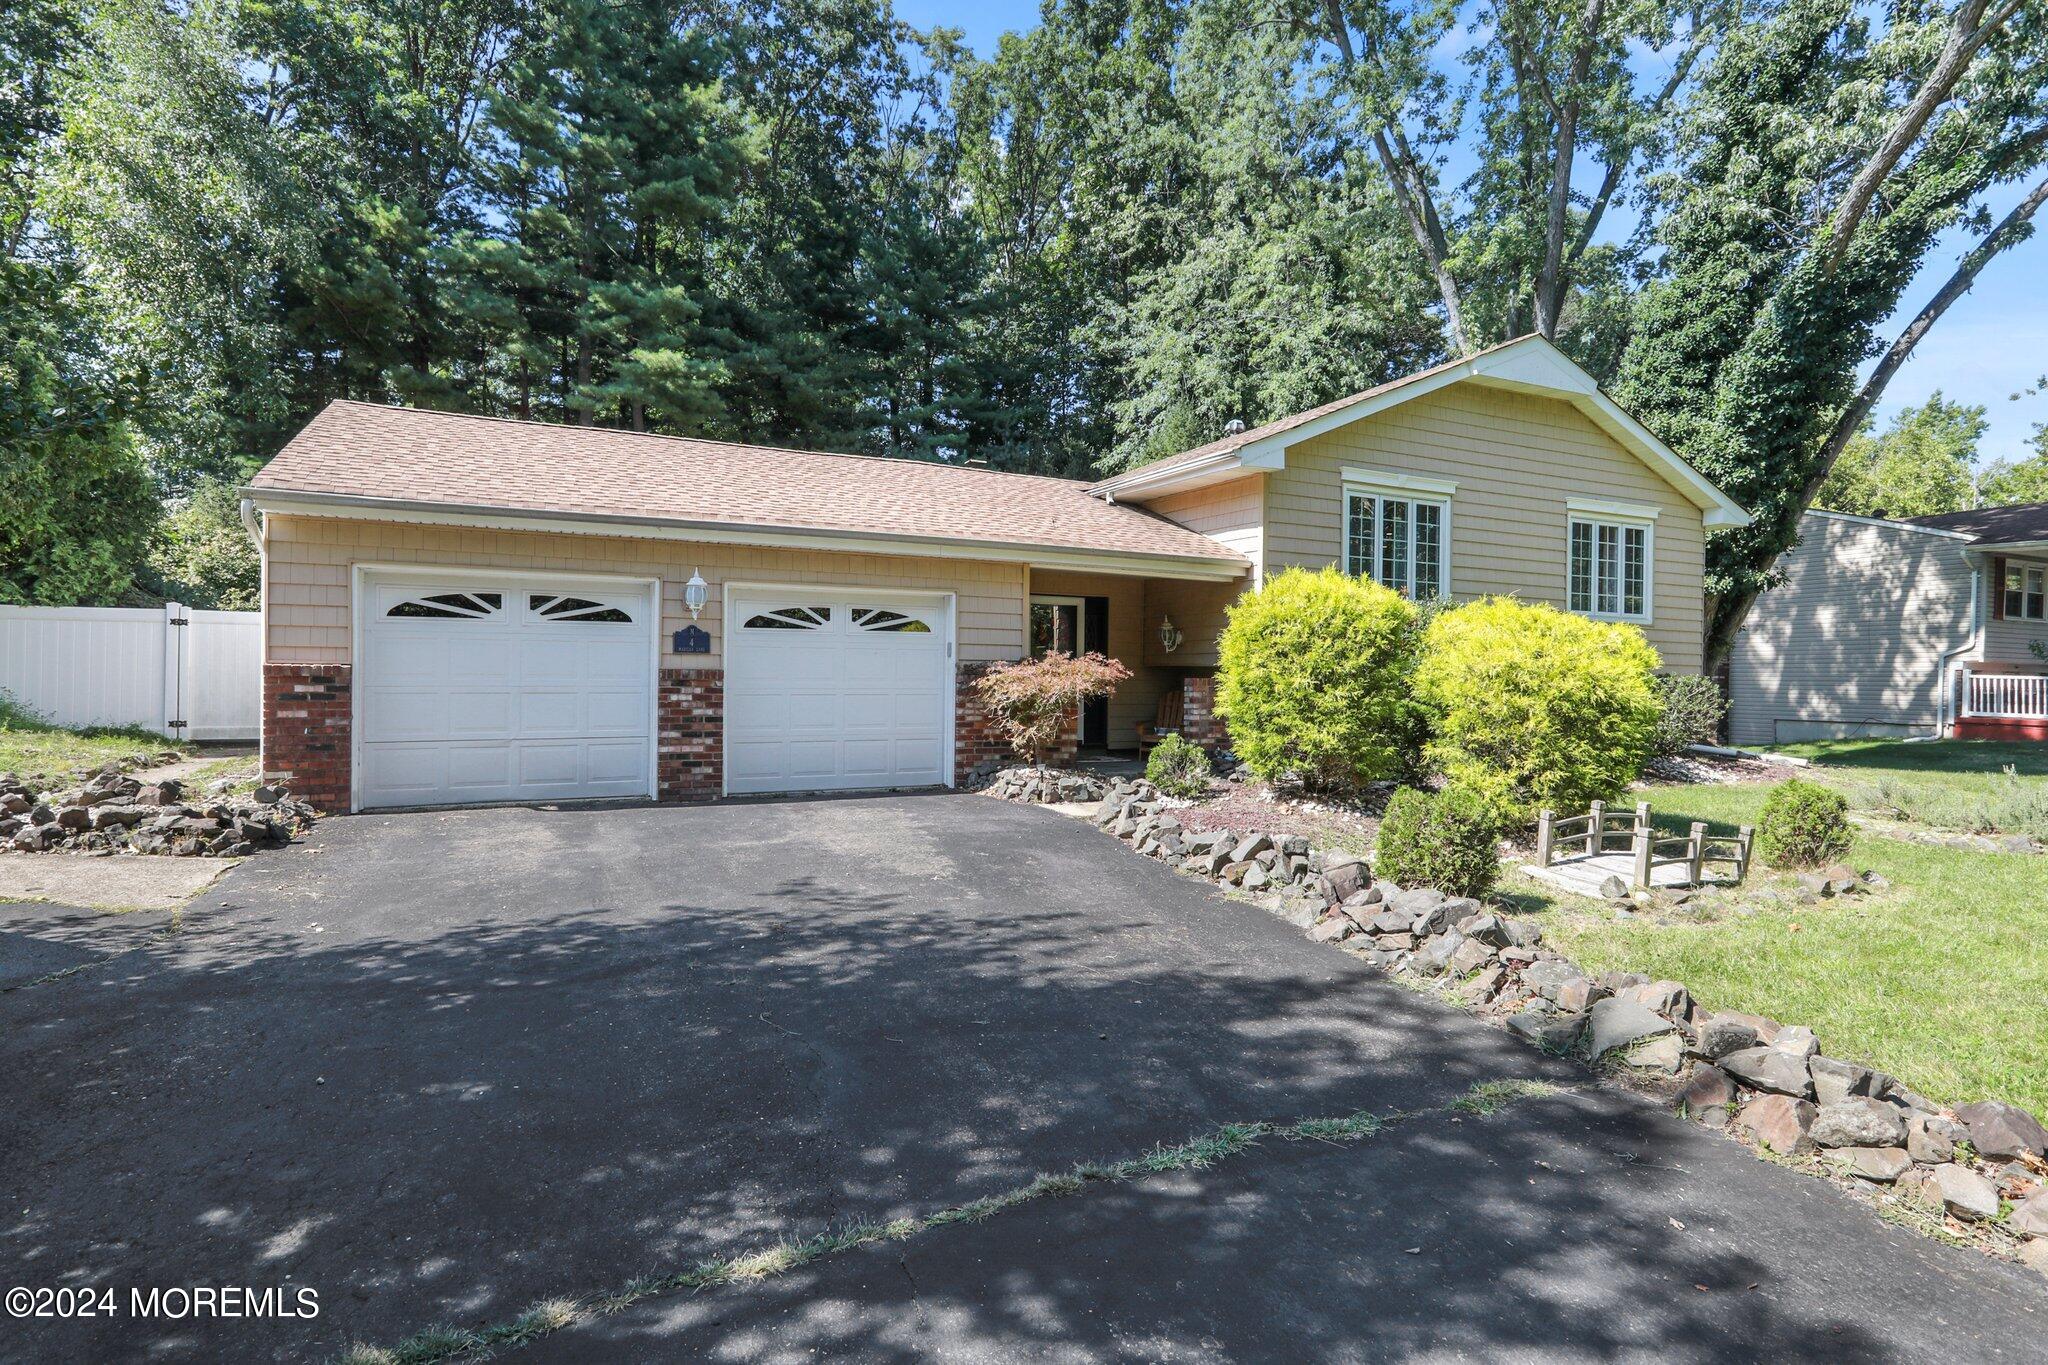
[1729,506,2048,746]
[243,335,1749,811]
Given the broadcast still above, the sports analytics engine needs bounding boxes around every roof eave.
[242,487,1251,582]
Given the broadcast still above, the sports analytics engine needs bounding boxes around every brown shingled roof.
[1900,501,2048,545]
[249,401,1248,567]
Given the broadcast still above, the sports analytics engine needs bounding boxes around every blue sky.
[901,0,2048,470]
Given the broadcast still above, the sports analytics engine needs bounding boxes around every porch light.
[684,570,709,620]
[1159,613,1183,654]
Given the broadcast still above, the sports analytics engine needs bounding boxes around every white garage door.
[725,591,951,795]
[357,574,654,809]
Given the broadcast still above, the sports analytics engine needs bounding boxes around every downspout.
[1934,549,1981,738]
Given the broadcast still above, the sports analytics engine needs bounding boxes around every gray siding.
[1729,512,1975,745]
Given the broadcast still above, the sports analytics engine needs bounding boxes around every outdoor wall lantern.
[684,569,709,620]
[1159,613,1183,654]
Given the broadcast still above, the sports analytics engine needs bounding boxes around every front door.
[1029,595,1106,748]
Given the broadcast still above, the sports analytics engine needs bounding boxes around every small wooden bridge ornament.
[1528,800,1754,895]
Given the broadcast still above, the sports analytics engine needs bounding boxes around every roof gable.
[1091,336,1750,528]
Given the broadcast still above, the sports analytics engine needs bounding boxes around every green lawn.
[1504,776,2048,1117]
[0,695,173,786]
[1772,738,2048,839]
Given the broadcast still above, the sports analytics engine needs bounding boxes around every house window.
[2007,565,2047,621]
[1344,490,1446,600]
[1569,518,1650,621]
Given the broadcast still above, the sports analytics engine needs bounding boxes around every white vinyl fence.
[0,603,262,742]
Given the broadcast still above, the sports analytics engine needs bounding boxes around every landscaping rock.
[1308,916,1355,944]
[1322,857,1369,903]
[1597,874,1630,899]
[1905,1114,1958,1165]
[1458,965,1505,1005]
[1954,1101,2048,1160]
[1810,1099,1908,1149]
[1586,998,1677,1059]
[1737,1094,1818,1155]
[1414,930,1466,976]
[1719,1047,1815,1098]
[1231,832,1273,864]
[1625,1033,1687,1074]
[1831,1146,1913,1182]
[1679,1064,1738,1116]
[1623,979,1690,1021]
[1521,958,1590,1001]
[1500,917,1543,948]
[1916,1163,2000,1222]
[1689,1013,1760,1061]
[1808,1056,1879,1108]
[1388,886,1446,920]
[1241,864,1273,892]
[1506,1010,1584,1052]
[2010,1191,2048,1240]
[1770,1025,1821,1059]
[1447,937,1497,977]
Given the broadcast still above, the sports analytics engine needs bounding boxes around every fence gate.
[0,602,261,741]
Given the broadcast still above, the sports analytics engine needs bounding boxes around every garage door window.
[529,594,634,623]
[387,592,503,619]
[744,605,831,630]
[852,606,931,633]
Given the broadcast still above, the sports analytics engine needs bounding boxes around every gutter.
[1935,548,1983,737]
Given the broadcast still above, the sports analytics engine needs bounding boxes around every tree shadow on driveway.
[2,795,2039,1361]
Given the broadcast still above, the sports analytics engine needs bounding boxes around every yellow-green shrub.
[1215,567,1422,791]
[1414,597,1661,822]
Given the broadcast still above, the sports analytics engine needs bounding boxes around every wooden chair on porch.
[1136,689,1184,758]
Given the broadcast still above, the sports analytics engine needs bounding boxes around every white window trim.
[1341,483,1452,601]
[1565,495,1660,523]
[1342,467,1457,499]
[2007,564,2048,621]
[1566,516,1655,624]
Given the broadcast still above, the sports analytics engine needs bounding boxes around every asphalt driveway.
[2,794,2041,1362]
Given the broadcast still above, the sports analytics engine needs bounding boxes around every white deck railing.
[1961,670,2048,720]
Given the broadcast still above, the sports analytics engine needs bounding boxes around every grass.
[338,1077,1565,1364]
[0,692,172,786]
[1508,779,2048,1117]
[1773,739,2048,839]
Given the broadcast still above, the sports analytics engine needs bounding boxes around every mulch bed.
[1169,777,1387,850]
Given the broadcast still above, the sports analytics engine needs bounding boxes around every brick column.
[955,663,1006,782]
[658,668,724,800]
[262,663,352,812]
[1181,674,1218,751]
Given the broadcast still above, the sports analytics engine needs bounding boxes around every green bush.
[1757,779,1853,867]
[1651,674,1727,757]
[1215,567,1423,792]
[1414,597,1662,823]
[1145,731,1212,798]
[1374,783,1502,899]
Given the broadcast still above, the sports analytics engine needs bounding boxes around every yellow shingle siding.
[1260,386,1708,673]
[262,514,1028,668]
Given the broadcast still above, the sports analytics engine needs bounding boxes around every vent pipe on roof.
[1224,418,1245,436]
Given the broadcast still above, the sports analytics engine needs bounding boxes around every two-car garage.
[352,568,953,809]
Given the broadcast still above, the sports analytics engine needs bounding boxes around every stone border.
[0,768,313,858]
[975,765,1111,805]
[1084,778,2048,1281]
